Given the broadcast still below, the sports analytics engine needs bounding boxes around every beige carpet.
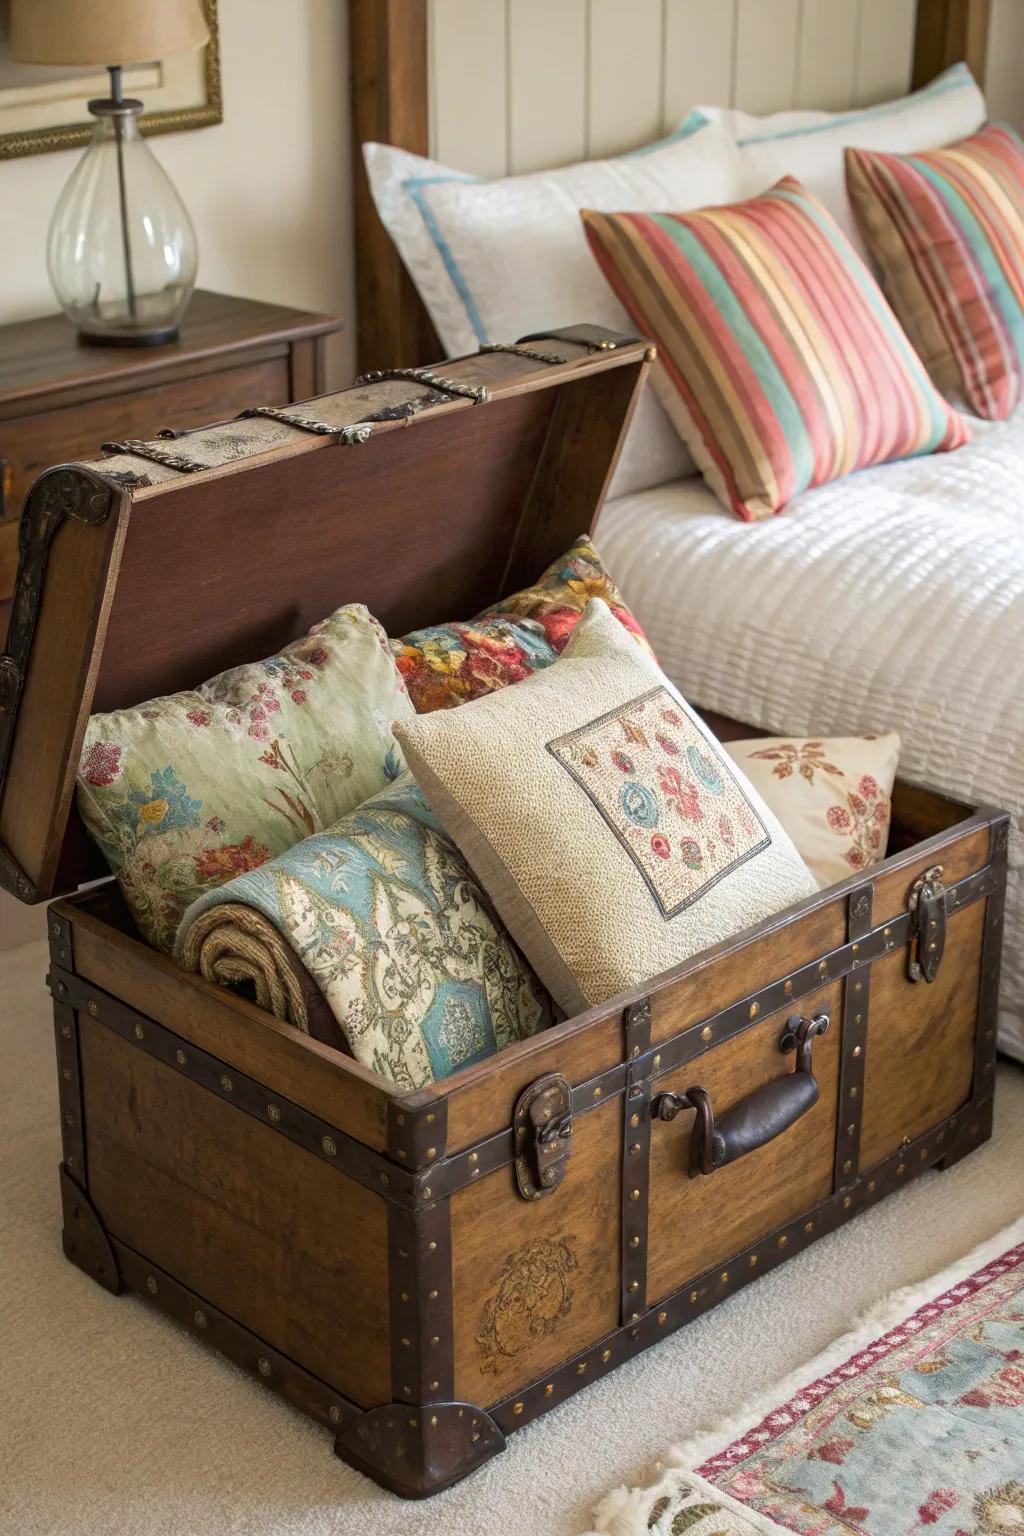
[2,936,1022,1536]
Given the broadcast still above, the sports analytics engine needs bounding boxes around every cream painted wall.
[0,0,355,384]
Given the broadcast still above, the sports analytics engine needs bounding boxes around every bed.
[349,0,1024,1063]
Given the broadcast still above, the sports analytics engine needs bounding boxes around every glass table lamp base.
[81,324,180,348]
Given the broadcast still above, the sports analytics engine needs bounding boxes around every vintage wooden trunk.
[0,328,1008,1498]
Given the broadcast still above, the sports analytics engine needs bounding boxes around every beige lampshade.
[10,0,209,68]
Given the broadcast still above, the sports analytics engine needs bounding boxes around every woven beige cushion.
[394,601,817,1014]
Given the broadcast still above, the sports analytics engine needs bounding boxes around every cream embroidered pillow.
[724,734,901,888]
[394,601,817,1015]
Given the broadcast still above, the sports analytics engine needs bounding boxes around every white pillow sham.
[699,62,986,259]
[363,114,742,497]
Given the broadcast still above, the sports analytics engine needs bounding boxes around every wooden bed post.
[912,0,991,88]
[350,0,439,374]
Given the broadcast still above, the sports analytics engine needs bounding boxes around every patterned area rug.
[589,1216,1024,1536]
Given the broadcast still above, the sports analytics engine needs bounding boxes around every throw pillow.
[846,124,1024,419]
[394,600,818,1016]
[724,734,901,887]
[581,177,969,520]
[363,112,743,497]
[392,534,652,713]
[176,777,553,1088]
[77,604,413,952]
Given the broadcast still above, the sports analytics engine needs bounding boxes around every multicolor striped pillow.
[846,124,1024,420]
[581,178,968,521]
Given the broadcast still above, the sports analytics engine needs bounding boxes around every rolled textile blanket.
[176,901,345,1048]
[175,775,553,1088]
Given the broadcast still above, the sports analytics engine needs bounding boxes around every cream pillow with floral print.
[724,734,901,888]
[394,600,817,1016]
[76,605,413,952]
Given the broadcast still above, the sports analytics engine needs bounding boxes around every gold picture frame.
[0,0,222,160]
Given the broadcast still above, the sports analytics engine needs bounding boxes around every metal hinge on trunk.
[908,865,946,983]
[514,1073,573,1200]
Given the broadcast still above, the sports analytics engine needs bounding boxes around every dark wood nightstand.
[0,290,343,613]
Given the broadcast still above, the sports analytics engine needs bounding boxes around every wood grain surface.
[79,1013,391,1408]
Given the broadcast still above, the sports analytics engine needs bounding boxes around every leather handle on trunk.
[652,1012,829,1175]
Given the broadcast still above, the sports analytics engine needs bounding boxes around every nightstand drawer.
[1,355,292,523]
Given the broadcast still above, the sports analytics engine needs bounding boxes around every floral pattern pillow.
[76,604,413,952]
[723,733,901,888]
[390,535,653,713]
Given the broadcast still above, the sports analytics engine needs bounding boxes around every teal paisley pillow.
[176,777,553,1086]
[76,604,413,952]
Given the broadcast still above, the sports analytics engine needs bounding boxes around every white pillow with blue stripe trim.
[363,114,741,498]
[699,62,986,261]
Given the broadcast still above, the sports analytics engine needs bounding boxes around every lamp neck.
[87,64,143,120]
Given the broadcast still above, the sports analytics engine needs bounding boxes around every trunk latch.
[514,1073,573,1200]
[908,865,946,983]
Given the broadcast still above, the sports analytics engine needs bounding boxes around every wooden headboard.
[350,0,993,375]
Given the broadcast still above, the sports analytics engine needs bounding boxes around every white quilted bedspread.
[597,415,1024,1063]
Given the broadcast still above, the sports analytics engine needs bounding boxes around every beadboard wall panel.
[425,0,951,175]
[985,0,1024,129]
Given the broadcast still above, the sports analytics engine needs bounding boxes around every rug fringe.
[585,1212,1024,1536]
